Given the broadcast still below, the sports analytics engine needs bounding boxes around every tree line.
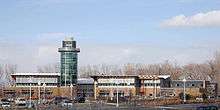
[78,52,220,82]
[1,52,220,87]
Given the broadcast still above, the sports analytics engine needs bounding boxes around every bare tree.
[0,64,17,86]
[78,51,220,81]
[37,63,60,73]
[0,65,4,80]
[79,64,123,78]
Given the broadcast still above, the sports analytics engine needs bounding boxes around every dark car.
[1,98,9,102]
[74,97,85,103]
[53,96,64,105]
[53,96,70,105]
[196,105,218,110]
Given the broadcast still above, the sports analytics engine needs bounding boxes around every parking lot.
[39,102,220,110]
[1,98,220,110]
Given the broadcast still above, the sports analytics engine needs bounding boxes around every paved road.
[43,103,159,110]
[161,104,220,110]
[4,102,218,110]
[40,102,208,110]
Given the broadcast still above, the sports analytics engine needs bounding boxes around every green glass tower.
[58,37,80,86]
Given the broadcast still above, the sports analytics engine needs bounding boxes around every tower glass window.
[58,37,80,86]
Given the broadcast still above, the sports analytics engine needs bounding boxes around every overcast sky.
[1,0,220,72]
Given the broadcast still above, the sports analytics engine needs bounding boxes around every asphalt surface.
[39,102,220,110]
[1,102,220,110]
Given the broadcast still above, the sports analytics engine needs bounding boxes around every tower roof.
[64,37,74,41]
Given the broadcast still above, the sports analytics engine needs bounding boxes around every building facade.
[77,78,94,97]
[4,73,91,99]
[171,80,206,97]
[205,82,217,98]
[2,73,214,100]
[91,75,210,99]
[91,75,173,99]
[58,37,80,86]
[139,75,171,98]
[11,73,60,87]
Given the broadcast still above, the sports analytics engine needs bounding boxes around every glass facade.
[60,52,78,85]
[58,38,80,86]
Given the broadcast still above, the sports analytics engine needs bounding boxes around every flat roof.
[172,80,205,82]
[138,75,170,79]
[90,75,138,79]
[91,75,170,79]
[11,73,60,76]
[77,78,94,84]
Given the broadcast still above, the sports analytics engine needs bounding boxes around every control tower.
[58,37,80,86]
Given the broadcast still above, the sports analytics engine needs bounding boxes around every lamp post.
[154,78,157,99]
[127,82,131,105]
[116,80,119,107]
[183,78,186,103]
[70,84,73,100]
[29,77,32,108]
[43,83,46,103]
[38,81,41,104]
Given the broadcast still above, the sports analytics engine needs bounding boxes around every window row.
[175,83,203,87]
[16,78,57,83]
[98,83,135,86]
[143,83,160,86]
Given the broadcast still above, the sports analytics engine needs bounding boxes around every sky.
[0,0,220,72]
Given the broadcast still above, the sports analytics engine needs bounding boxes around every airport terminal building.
[1,37,217,100]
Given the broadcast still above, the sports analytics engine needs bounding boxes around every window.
[176,84,180,87]
[191,84,195,87]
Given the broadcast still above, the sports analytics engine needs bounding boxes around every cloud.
[161,10,220,27]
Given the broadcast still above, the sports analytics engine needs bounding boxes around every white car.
[61,100,73,107]
[15,98,26,104]
[1,101,10,108]
[15,98,27,108]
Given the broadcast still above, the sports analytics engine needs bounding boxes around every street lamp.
[127,82,131,105]
[29,77,32,108]
[154,78,157,99]
[116,80,119,107]
[70,84,73,100]
[183,78,186,103]
[38,81,41,104]
[43,83,46,103]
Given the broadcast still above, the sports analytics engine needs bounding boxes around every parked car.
[1,98,9,104]
[1,101,10,108]
[15,98,27,108]
[8,98,14,103]
[53,96,69,105]
[15,98,26,104]
[61,100,73,107]
[16,103,27,109]
[74,97,85,103]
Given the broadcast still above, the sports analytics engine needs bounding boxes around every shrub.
[179,92,191,100]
